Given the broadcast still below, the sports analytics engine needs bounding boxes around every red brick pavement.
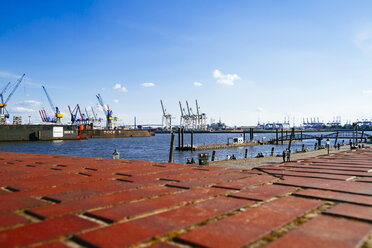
[0,149,371,247]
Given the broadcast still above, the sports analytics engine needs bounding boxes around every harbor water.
[0,132,361,164]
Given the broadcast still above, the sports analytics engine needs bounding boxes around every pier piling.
[271,147,274,156]
[181,128,184,149]
[212,150,216,161]
[281,128,284,145]
[191,131,194,151]
[245,149,248,158]
[288,128,295,151]
[178,128,181,149]
[275,129,278,145]
[169,133,175,163]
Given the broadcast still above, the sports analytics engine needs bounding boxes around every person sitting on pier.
[226,155,230,160]
[190,158,195,164]
[231,154,236,160]
[256,152,264,158]
[287,149,291,162]
[186,158,191,164]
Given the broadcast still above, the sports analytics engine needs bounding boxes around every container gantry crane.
[41,85,63,124]
[0,74,25,122]
[160,100,172,130]
[96,93,114,129]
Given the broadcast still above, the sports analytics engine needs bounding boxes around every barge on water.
[0,124,155,142]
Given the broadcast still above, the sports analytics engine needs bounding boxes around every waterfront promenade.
[0,148,371,247]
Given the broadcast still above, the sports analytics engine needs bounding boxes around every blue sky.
[1,0,372,126]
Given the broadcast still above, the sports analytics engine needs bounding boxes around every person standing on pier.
[282,150,286,162]
[287,149,291,162]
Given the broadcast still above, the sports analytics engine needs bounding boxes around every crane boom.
[42,85,56,113]
[5,74,25,104]
[195,100,200,116]
[0,82,11,104]
[179,101,184,116]
[96,94,108,116]
[160,100,166,116]
[91,106,97,120]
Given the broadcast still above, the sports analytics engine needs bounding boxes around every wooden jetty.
[175,128,271,151]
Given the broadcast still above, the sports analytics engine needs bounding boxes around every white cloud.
[113,99,119,103]
[9,106,35,113]
[119,87,127,92]
[362,90,372,95]
[113,83,128,92]
[113,83,121,89]
[194,82,203,87]
[354,29,372,53]
[213,69,240,86]
[141,82,155,87]
[16,100,41,107]
[0,71,21,79]
[256,106,264,112]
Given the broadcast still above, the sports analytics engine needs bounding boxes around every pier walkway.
[0,149,372,247]
[274,130,372,143]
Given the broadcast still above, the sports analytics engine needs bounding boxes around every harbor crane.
[179,101,185,128]
[68,104,89,125]
[0,74,25,123]
[40,85,63,124]
[178,99,207,130]
[195,100,207,130]
[96,93,114,129]
[160,100,172,130]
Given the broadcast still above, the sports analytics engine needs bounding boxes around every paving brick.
[262,169,352,181]
[77,197,251,248]
[176,196,323,248]
[166,173,247,189]
[356,177,372,183]
[0,215,97,247]
[229,184,296,201]
[214,174,277,190]
[0,212,30,228]
[276,176,372,196]
[266,215,372,248]
[283,167,372,178]
[325,203,372,222]
[85,187,228,223]
[293,189,372,206]
[280,164,372,172]
[29,186,180,218]
[147,242,179,248]
[32,241,70,248]
[0,197,46,212]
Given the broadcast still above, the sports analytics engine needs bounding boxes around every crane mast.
[96,94,114,129]
[160,100,172,130]
[42,85,63,124]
